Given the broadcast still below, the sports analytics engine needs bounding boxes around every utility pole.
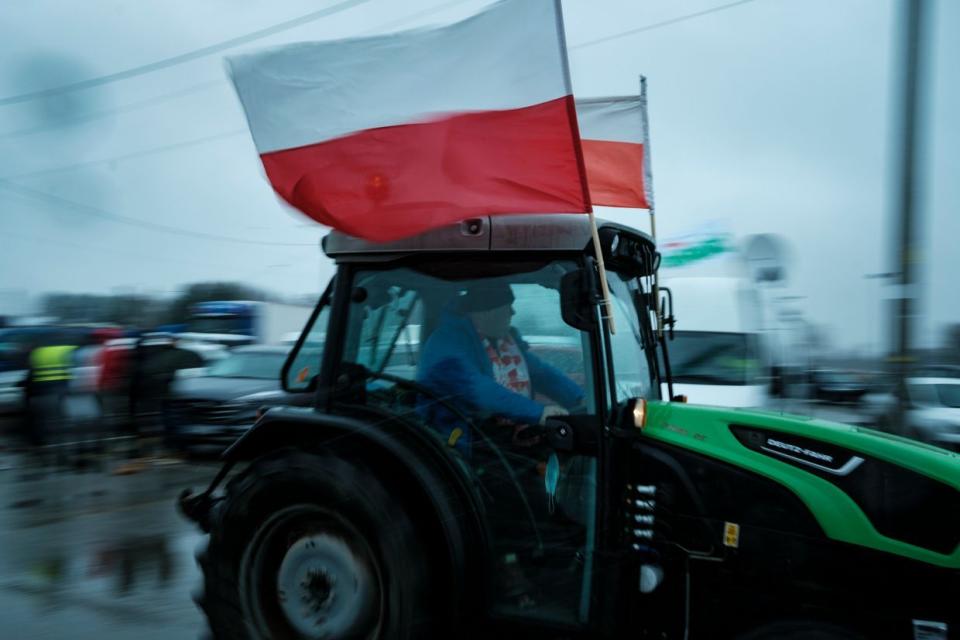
[890,0,927,434]
[865,272,898,359]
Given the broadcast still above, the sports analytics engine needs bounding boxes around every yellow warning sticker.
[447,428,464,448]
[723,522,740,548]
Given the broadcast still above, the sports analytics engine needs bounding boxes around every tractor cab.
[281,214,661,627]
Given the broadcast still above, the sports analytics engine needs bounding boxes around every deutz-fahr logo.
[765,437,834,464]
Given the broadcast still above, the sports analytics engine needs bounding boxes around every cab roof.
[322,214,654,258]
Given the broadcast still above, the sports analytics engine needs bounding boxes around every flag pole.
[588,211,616,334]
[553,0,615,335]
[639,75,663,338]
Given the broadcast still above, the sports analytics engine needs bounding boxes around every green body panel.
[643,401,960,569]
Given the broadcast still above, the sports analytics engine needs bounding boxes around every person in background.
[25,331,77,453]
[97,337,132,434]
[119,333,195,468]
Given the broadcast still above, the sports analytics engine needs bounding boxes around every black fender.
[221,406,490,626]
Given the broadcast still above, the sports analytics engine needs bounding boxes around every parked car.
[164,345,308,454]
[0,369,26,415]
[911,364,960,379]
[865,376,960,451]
[808,369,869,404]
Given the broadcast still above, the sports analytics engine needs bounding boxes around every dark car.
[809,369,869,404]
[0,326,68,372]
[164,345,308,454]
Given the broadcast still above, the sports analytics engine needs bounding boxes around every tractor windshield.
[605,271,659,406]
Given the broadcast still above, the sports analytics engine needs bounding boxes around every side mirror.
[659,286,676,340]
[560,267,598,332]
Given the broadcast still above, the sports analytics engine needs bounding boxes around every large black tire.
[736,620,865,640]
[198,448,434,639]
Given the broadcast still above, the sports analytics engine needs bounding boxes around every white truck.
[179,300,313,348]
[660,276,770,408]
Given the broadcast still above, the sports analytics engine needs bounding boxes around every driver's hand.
[539,405,569,425]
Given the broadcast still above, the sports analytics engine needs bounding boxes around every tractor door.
[322,258,607,631]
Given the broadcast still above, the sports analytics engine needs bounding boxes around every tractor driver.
[417,281,584,454]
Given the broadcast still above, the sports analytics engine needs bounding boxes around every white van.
[660,276,769,408]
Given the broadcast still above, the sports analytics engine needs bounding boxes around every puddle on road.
[0,459,214,638]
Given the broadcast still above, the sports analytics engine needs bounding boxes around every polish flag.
[227,0,591,242]
[576,94,653,209]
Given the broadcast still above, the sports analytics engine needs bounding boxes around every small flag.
[576,90,653,209]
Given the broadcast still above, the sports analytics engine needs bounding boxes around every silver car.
[866,376,960,450]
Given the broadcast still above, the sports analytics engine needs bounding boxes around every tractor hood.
[643,400,960,568]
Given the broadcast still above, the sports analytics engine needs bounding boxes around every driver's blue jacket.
[417,310,583,454]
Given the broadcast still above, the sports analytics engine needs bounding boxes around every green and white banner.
[661,224,735,269]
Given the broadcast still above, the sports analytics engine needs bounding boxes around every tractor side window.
[355,287,422,379]
[284,300,331,392]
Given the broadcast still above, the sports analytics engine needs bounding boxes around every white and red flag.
[227,0,590,242]
[576,93,653,209]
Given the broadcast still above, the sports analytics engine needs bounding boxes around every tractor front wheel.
[198,449,432,639]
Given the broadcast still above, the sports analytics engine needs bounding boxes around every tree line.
[40,282,270,329]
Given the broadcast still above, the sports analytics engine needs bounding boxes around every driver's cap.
[458,282,515,313]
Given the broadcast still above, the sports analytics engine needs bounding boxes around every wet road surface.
[0,424,216,639]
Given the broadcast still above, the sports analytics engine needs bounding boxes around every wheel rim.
[240,505,383,639]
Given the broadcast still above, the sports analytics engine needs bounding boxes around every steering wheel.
[347,364,547,549]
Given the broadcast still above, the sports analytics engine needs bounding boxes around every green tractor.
[180,215,959,639]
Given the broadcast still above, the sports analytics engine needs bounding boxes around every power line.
[0,0,477,141]
[0,0,374,107]
[4,228,317,289]
[570,0,764,51]
[1,227,229,269]
[0,81,221,140]
[0,0,762,108]
[362,0,476,33]
[0,0,767,181]
[2,129,247,181]
[0,180,320,247]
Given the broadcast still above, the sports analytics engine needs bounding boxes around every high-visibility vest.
[30,345,76,383]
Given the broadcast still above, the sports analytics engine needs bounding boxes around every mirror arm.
[660,330,676,402]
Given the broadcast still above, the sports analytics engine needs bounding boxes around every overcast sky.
[0,0,957,352]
